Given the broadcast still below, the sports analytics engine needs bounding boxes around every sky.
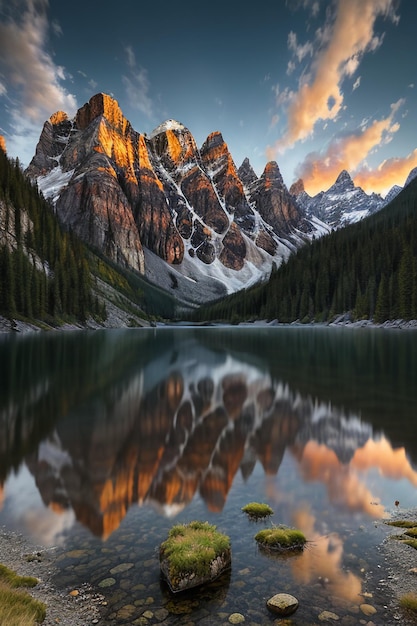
[0,0,417,197]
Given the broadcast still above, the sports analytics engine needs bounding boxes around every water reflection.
[0,327,416,547]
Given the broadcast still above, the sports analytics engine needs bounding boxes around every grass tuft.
[160,521,231,579]
[0,563,46,625]
[255,525,306,552]
[385,520,417,528]
[400,592,417,613]
[242,502,274,520]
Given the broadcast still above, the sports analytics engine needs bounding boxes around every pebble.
[318,610,340,621]
[229,613,245,624]
[359,603,377,616]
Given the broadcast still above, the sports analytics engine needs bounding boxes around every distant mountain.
[26,93,329,305]
[290,169,392,229]
[196,175,417,324]
[289,168,417,229]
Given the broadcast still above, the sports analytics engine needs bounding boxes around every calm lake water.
[1,326,417,625]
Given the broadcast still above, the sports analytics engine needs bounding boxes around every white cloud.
[352,76,361,91]
[0,0,77,165]
[122,45,154,118]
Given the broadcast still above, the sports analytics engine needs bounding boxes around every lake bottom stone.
[266,593,299,616]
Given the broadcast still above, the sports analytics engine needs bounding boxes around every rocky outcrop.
[26,111,72,177]
[247,161,303,236]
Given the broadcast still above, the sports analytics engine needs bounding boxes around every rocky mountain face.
[290,169,407,230]
[26,93,327,304]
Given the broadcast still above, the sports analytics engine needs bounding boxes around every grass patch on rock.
[0,563,46,625]
[242,502,273,520]
[160,521,231,593]
[255,525,306,553]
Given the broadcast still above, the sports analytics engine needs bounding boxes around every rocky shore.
[0,527,105,626]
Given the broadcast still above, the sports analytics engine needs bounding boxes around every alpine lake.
[1,325,417,625]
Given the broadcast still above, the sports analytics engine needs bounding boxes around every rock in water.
[266,593,299,616]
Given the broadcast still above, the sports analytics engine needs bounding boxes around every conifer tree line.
[195,178,417,324]
[0,147,104,323]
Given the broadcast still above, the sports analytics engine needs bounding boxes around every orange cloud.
[295,101,404,195]
[291,507,363,603]
[354,149,417,195]
[351,437,417,486]
[297,441,385,517]
[268,0,398,156]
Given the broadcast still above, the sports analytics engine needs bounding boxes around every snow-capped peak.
[149,119,187,138]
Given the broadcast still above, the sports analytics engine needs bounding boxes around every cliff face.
[27,93,321,301]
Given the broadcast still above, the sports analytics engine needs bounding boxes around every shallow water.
[0,326,416,624]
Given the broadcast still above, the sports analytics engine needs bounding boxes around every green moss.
[242,502,274,520]
[160,521,231,580]
[255,526,306,552]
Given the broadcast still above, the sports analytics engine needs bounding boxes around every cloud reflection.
[291,507,363,603]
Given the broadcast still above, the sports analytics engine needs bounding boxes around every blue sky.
[0,0,416,196]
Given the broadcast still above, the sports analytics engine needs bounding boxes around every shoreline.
[0,527,105,626]
[1,313,417,335]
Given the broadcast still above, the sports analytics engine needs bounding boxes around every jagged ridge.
[26,93,327,304]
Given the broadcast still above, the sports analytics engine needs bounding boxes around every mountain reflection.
[0,328,416,541]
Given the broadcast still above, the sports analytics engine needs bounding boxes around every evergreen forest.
[194,178,417,324]
[0,147,104,324]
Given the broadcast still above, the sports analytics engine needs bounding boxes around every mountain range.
[25,93,330,305]
[24,93,417,307]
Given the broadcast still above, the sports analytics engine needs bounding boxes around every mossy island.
[255,526,307,553]
[159,521,231,593]
[242,502,274,520]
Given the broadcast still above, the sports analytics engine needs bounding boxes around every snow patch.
[37,166,74,204]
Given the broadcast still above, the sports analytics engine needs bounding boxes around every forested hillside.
[0,147,184,327]
[0,147,104,324]
[195,178,417,324]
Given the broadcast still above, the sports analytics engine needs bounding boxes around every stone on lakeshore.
[360,603,377,615]
[229,612,245,623]
[318,610,340,621]
[266,593,299,616]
